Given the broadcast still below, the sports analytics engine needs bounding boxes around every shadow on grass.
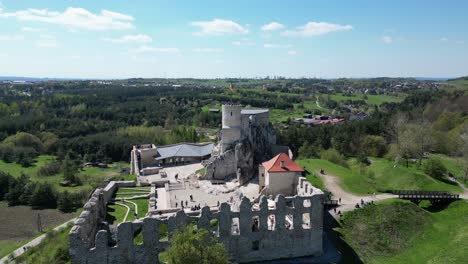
[105,206,117,225]
[419,201,452,213]
[324,211,363,264]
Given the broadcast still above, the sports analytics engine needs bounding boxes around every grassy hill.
[298,158,462,195]
[337,200,468,264]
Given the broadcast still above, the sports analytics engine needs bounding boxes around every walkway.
[316,170,396,215]
[0,218,76,264]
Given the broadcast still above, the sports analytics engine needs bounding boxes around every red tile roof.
[262,153,304,173]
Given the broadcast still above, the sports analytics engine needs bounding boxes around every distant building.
[258,153,304,196]
[130,143,213,176]
[294,115,344,126]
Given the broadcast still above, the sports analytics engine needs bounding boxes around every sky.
[0,0,467,79]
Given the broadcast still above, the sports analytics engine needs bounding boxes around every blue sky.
[0,0,467,79]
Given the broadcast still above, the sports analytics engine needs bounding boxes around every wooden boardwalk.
[392,190,460,204]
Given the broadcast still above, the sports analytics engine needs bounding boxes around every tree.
[165,225,230,264]
[423,157,447,180]
[29,182,57,209]
[62,153,78,184]
[459,125,468,183]
[57,190,75,212]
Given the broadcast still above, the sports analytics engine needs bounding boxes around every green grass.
[0,241,22,259]
[337,200,468,264]
[296,159,326,191]
[433,154,468,187]
[13,225,73,264]
[106,203,128,225]
[0,155,129,193]
[330,93,404,106]
[299,158,462,195]
[269,100,324,123]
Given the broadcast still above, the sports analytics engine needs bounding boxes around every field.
[0,155,131,193]
[336,200,468,264]
[106,187,150,224]
[330,93,404,106]
[0,201,77,259]
[300,158,462,195]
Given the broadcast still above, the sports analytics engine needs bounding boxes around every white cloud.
[287,50,297,55]
[263,43,292,48]
[102,34,152,43]
[232,40,255,46]
[0,7,134,31]
[129,45,180,53]
[455,40,465,45]
[261,22,284,31]
[439,37,449,42]
[35,34,59,48]
[190,18,248,35]
[381,36,393,44]
[281,21,352,37]
[0,34,24,41]
[21,26,43,32]
[193,48,224,53]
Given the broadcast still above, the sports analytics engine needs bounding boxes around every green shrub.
[423,157,447,180]
[319,148,349,168]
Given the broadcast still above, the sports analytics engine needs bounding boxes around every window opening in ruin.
[230,111,232,116]
[252,240,260,251]
[302,213,311,229]
[231,217,240,235]
[190,220,199,231]
[267,215,276,231]
[251,216,260,232]
[285,214,294,230]
[133,227,143,245]
[303,199,311,208]
[210,218,219,236]
[158,223,168,242]
[286,200,294,208]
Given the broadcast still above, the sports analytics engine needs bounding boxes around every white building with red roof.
[258,153,304,196]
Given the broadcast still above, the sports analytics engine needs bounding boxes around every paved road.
[0,218,76,264]
[317,170,396,216]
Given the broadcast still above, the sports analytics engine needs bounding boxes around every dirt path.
[452,178,468,199]
[317,170,396,215]
[315,95,324,109]
[0,218,76,264]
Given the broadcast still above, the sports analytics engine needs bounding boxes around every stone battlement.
[69,178,324,264]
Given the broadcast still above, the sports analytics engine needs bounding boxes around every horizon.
[0,0,467,78]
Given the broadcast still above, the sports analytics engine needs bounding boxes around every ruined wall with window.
[69,178,324,264]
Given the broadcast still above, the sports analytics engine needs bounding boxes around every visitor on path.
[190,195,193,201]
[134,212,138,220]
[175,202,178,207]
[185,200,188,207]
[339,197,341,204]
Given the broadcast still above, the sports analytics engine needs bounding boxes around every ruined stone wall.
[69,179,324,264]
[203,149,237,180]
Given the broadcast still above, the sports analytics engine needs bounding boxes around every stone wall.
[69,178,324,264]
[204,149,237,180]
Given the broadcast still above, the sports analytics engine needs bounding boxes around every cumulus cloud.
[261,22,284,31]
[282,21,352,37]
[287,50,297,55]
[263,43,292,48]
[102,34,152,43]
[35,34,59,48]
[0,34,24,41]
[381,36,393,44]
[129,45,179,53]
[190,18,248,35]
[193,48,224,53]
[0,7,134,31]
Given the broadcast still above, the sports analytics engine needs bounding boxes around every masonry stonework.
[69,178,324,264]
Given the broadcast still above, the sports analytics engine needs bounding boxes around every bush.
[37,162,62,177]
[165,225,230,264]
[423,157,447,180]
[319,148,349,168]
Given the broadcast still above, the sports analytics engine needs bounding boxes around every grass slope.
[330,93,404,106]
[300,158,461,195]
[0,155,130,193]
[337,200,468,264]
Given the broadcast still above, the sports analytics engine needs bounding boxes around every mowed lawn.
[300,158,461,195]
[0,155,130,193]
[355,200,468,264]
[0,201,77,258]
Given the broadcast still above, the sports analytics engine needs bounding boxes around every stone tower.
[221,104,242,153]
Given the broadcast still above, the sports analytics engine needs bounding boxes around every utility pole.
[37,213,43,233]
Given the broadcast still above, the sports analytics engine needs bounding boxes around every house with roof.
[258,153,304,196]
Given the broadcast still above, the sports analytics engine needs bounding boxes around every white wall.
[266,171,300,196]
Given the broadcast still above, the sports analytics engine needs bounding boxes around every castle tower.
[221,104,242,153]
